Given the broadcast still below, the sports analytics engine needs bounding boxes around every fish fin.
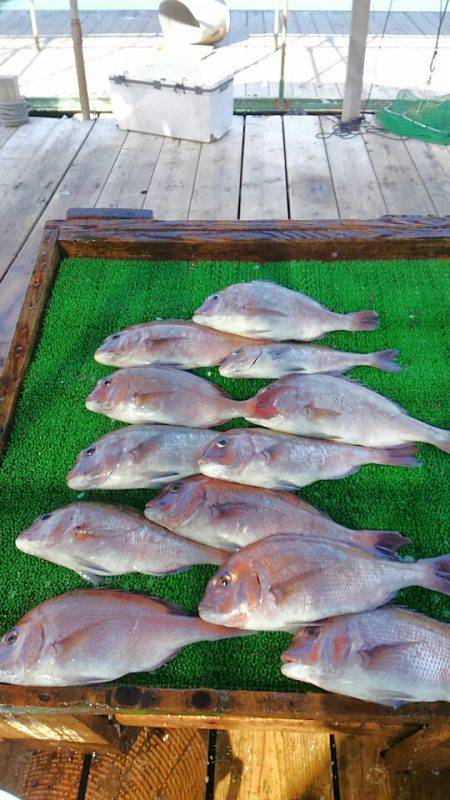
[133,390,174,408]
[345,311,379,331]
[129,440,158,461]
[368,349,402,373]
[52,624,100,658]
[361,530,411,557]
[358,642,417,671]
[79,570,106,586]
[270,569,323,603]
[303,401,341,421]
[209,501,259,521]
[149,596,188,616]
[370,445,422,469]
[419,555,450,595]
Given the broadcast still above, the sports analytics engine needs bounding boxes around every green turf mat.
[0,257,449,692]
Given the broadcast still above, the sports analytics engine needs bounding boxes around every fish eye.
[306,627,319,637]
[40,513,52,521]
[219,573,231,588]
[211,294,219,301]
[85,446,96,457]
[3,629,18,645]
[103,379,111,386]
[111,334,120,340]
[216,438,229,449]
[170,482,183,493]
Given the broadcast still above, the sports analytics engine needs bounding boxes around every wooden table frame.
[0,210,449,770]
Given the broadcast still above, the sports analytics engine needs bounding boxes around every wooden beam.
[342,0,371,123]
[382,723,450,772]
[0,713,122,753]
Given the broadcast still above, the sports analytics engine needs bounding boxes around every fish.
[193,281,379,340]
[15,502,226,583]
[197,428,420,490]
[67,424,216,490]
[219,343,401,379]
[198,534,450,630]
[0,589,249,685]
[144,475,410,556]
[85,366,244,426]
[280,606,450,707]
[94,320,265,369]
[242,374,450,453]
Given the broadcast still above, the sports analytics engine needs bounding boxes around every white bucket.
[158,0,230,45]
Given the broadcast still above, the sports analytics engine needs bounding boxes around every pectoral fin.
[52,624,100,659]
[304,402,341,421]
[358,641,416,670]
[270,568,323,604]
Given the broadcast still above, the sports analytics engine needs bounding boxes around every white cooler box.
[109,63,234,143]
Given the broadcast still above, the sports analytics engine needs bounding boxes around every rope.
[427,0,449,85]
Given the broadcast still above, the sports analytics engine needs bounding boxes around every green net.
[378,90,450,145]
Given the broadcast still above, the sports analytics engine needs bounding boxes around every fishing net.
[378,90,450,145]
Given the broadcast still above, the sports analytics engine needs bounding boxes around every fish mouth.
[94,348,117,366]
[280,651,297,665]
[85,396,102,412]
[15,532,35,554]
[66,469,92,490]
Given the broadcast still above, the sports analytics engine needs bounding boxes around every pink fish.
[219,343,401,378]
[0,590,249,685]
[86,366,244,426]
[67,424,216,490]
[243,374,450,453]
[281,607,450,706]
[16,502,225,583]
[145,475,409,556]
[199,534,450,629]
[193,281,378,340]
[197,428,420,490]
[95,320,265,369]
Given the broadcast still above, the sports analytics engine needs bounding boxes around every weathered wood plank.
[214,730,333,800]
[0,741,84,800]
[0,713,121,752]
[383,724,450,772]
[240,115,288,219]
[403,140,450,217]
[97,131,163,209]
[189,117,243,220]
[321,117,387,218]
[335,733,450,799]
[0,117,125,369]
[363,134,436,215]
[285,115,338,219]
[144,137,200,219]
[0,117,92,282]
[85,728,208,800]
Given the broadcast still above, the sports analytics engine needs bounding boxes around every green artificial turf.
[0,257,449,692]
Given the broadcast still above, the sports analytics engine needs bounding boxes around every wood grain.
[0,223,61,456]
[213,730,333,800]
[0,712,121,752]
[284,115,339,219]
[382,723,450,772]
[335,733,450,799]
[84,728,209,800]
[240,115,288,219]
[55,216,450,263]
[0,741,85,800]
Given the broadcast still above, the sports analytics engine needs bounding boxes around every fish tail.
[198,621,254,642]
[413,421,450,454]
[418,555,450,595]
[366,349,402,373]
[206,546,228,566]
[369,444,422,468]
[356,530,411,556]
[344,310,379,331]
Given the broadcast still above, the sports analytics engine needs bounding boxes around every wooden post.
[342,0,371,124]
[28,0,41,52]
[382,723,450,772]
[277,0,288,107]
[70,0,90,121]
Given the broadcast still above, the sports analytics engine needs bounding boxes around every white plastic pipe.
[342,0,371,123]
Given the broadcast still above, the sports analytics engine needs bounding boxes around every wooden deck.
[1,112,450,370]
[0,726,449,800]
[0,9,449,106]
